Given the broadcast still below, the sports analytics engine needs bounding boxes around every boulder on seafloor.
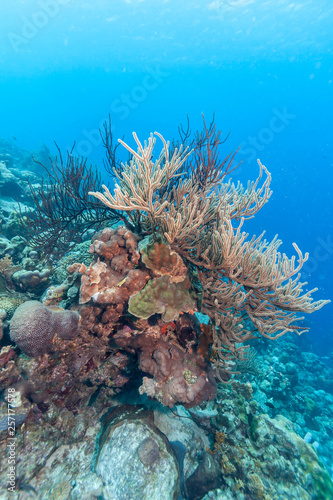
[95,405,180,500]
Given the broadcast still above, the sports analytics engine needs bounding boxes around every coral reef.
[5,123,330,411]
[1,384,330,500]
[187,379,333,500]
[243,335,333,480]
[114,319,216,408]
[95,405,180,500]
[0,295,24,320]
[66,226,212,408]
[1,315,130,419]
[4,223,214,410]
[75,226,150,333]
[0,346,20,387]
[139,237,188,283]
[0,255,21,292]
[129,237,197,321]
[41,283,70,306]
[11,268,51,294]
[1,123,332,499]
[90,125,329,375]
[0,247,51,298]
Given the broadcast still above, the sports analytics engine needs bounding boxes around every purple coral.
[10,300,79,357]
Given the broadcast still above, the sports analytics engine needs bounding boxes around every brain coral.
[10,300,79,357]
[0,296,24,319]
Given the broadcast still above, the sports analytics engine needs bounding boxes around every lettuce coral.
[128,275,196,322]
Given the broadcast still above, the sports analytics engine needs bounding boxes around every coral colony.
[0,117,331,498]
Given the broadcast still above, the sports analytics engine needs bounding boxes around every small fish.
[117,277,128,287]
[265,401,275,409]
[21,422,26,448]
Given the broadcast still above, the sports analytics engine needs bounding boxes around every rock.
[185,452,221,500]
[154,405,210,481]
[95,405,180,500]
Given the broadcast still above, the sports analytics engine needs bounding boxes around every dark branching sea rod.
[18,116,330,397]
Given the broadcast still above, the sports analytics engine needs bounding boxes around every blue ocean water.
[0,1,333,497]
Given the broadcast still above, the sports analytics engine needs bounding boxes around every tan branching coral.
[89,129,330,377]
[89,132,192,231]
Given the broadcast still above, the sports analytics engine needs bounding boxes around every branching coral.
[89,131,193,235]
[90,121,330,378]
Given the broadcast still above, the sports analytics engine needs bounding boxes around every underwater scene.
[0,1,333,499]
